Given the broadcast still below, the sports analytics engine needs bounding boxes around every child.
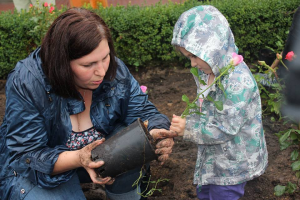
[170,5,268,200]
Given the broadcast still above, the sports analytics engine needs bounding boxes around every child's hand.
[170,114,186,136]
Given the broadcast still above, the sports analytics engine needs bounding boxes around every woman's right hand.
[77,139,115,185]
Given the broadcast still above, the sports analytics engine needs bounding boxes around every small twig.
[279,59,289,71]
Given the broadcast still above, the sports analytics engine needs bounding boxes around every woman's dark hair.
[40,8,117,99]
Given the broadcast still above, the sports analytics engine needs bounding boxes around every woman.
[0,8,174,200]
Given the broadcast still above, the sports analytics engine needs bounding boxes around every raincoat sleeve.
[117,60,170,130]
[5,70,75,188]
[183,64,261,145]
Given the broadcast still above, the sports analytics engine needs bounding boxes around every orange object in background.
[90,0,107,8]
[69,0,88,7]
[69,0,107,8]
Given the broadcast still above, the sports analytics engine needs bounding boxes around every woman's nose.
[94,62,106,76]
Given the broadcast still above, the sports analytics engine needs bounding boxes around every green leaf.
[290,132,298,141]
[206,95,214,102]
[290,150,299,161]
[195,111,205,115]
[199,78,206,86]
[280,141,292,150]
[190,67,206,85]
[274,185,286,196]
[214,101,223,111]
[182,95,189,104]
[279,130,291,144]
[30,16,38,23]
[274,132,282,138]
[190,68,198,77]
[133,61,140,67]
[273,101,281,115]
[219,67,229,75]
[190,111,205,116]
[296,171,300,179]
[295,130,300,134]
[286,182,297,194]
[218,81,227,99]
[271,117,276,122]
[188,103,197,108]
[291,161,300,171]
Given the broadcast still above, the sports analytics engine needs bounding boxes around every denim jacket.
[0,48,170,199]
[171,5,268,186]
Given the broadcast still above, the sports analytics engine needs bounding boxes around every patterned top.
[172,5,268,186]
[66,127,104,150]
[197,73,213,112]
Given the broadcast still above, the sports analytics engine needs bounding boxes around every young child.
[170,5,268,200]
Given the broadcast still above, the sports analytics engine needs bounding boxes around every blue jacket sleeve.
[5,70,75,188]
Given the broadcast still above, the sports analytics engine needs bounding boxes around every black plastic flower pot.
[91,118,157,178]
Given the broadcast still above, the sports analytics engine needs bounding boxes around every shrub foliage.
[0,0,299,78]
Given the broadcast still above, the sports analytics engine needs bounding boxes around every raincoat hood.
[171,5,238,76]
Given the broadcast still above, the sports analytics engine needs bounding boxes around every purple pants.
[196,182,247,200]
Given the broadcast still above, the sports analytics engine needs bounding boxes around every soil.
[0,66,299,200]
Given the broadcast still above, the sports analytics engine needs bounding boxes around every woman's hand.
[170,114,186,136]
[155,138,174,165]
[150,129,175,165]
[77,139,115,185]
[149,128,178,139]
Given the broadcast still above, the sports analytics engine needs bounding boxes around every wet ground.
[0,65,299,199]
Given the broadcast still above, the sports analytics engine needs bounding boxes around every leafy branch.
[181,53,243,118]
[257,50,300,197]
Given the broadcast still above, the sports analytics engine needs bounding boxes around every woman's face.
[178,47,213,74]
[70,39,110,90]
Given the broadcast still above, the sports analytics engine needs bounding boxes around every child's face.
[178,47,213,74]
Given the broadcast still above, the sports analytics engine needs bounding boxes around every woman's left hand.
[77,139,115,185]
[149,129,175,165]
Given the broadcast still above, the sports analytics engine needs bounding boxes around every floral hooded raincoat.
[171,5,268,186]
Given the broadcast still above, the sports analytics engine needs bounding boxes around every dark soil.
[0,66,299,200]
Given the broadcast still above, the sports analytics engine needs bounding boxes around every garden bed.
[0,66,299,199]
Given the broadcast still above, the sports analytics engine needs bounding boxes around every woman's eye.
[83,62,97,67]
[103,55,109,61]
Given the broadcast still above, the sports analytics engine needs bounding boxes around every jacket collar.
[23,47,52,94]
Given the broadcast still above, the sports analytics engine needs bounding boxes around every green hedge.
[0,0,299,78]
[0,6,65,78]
